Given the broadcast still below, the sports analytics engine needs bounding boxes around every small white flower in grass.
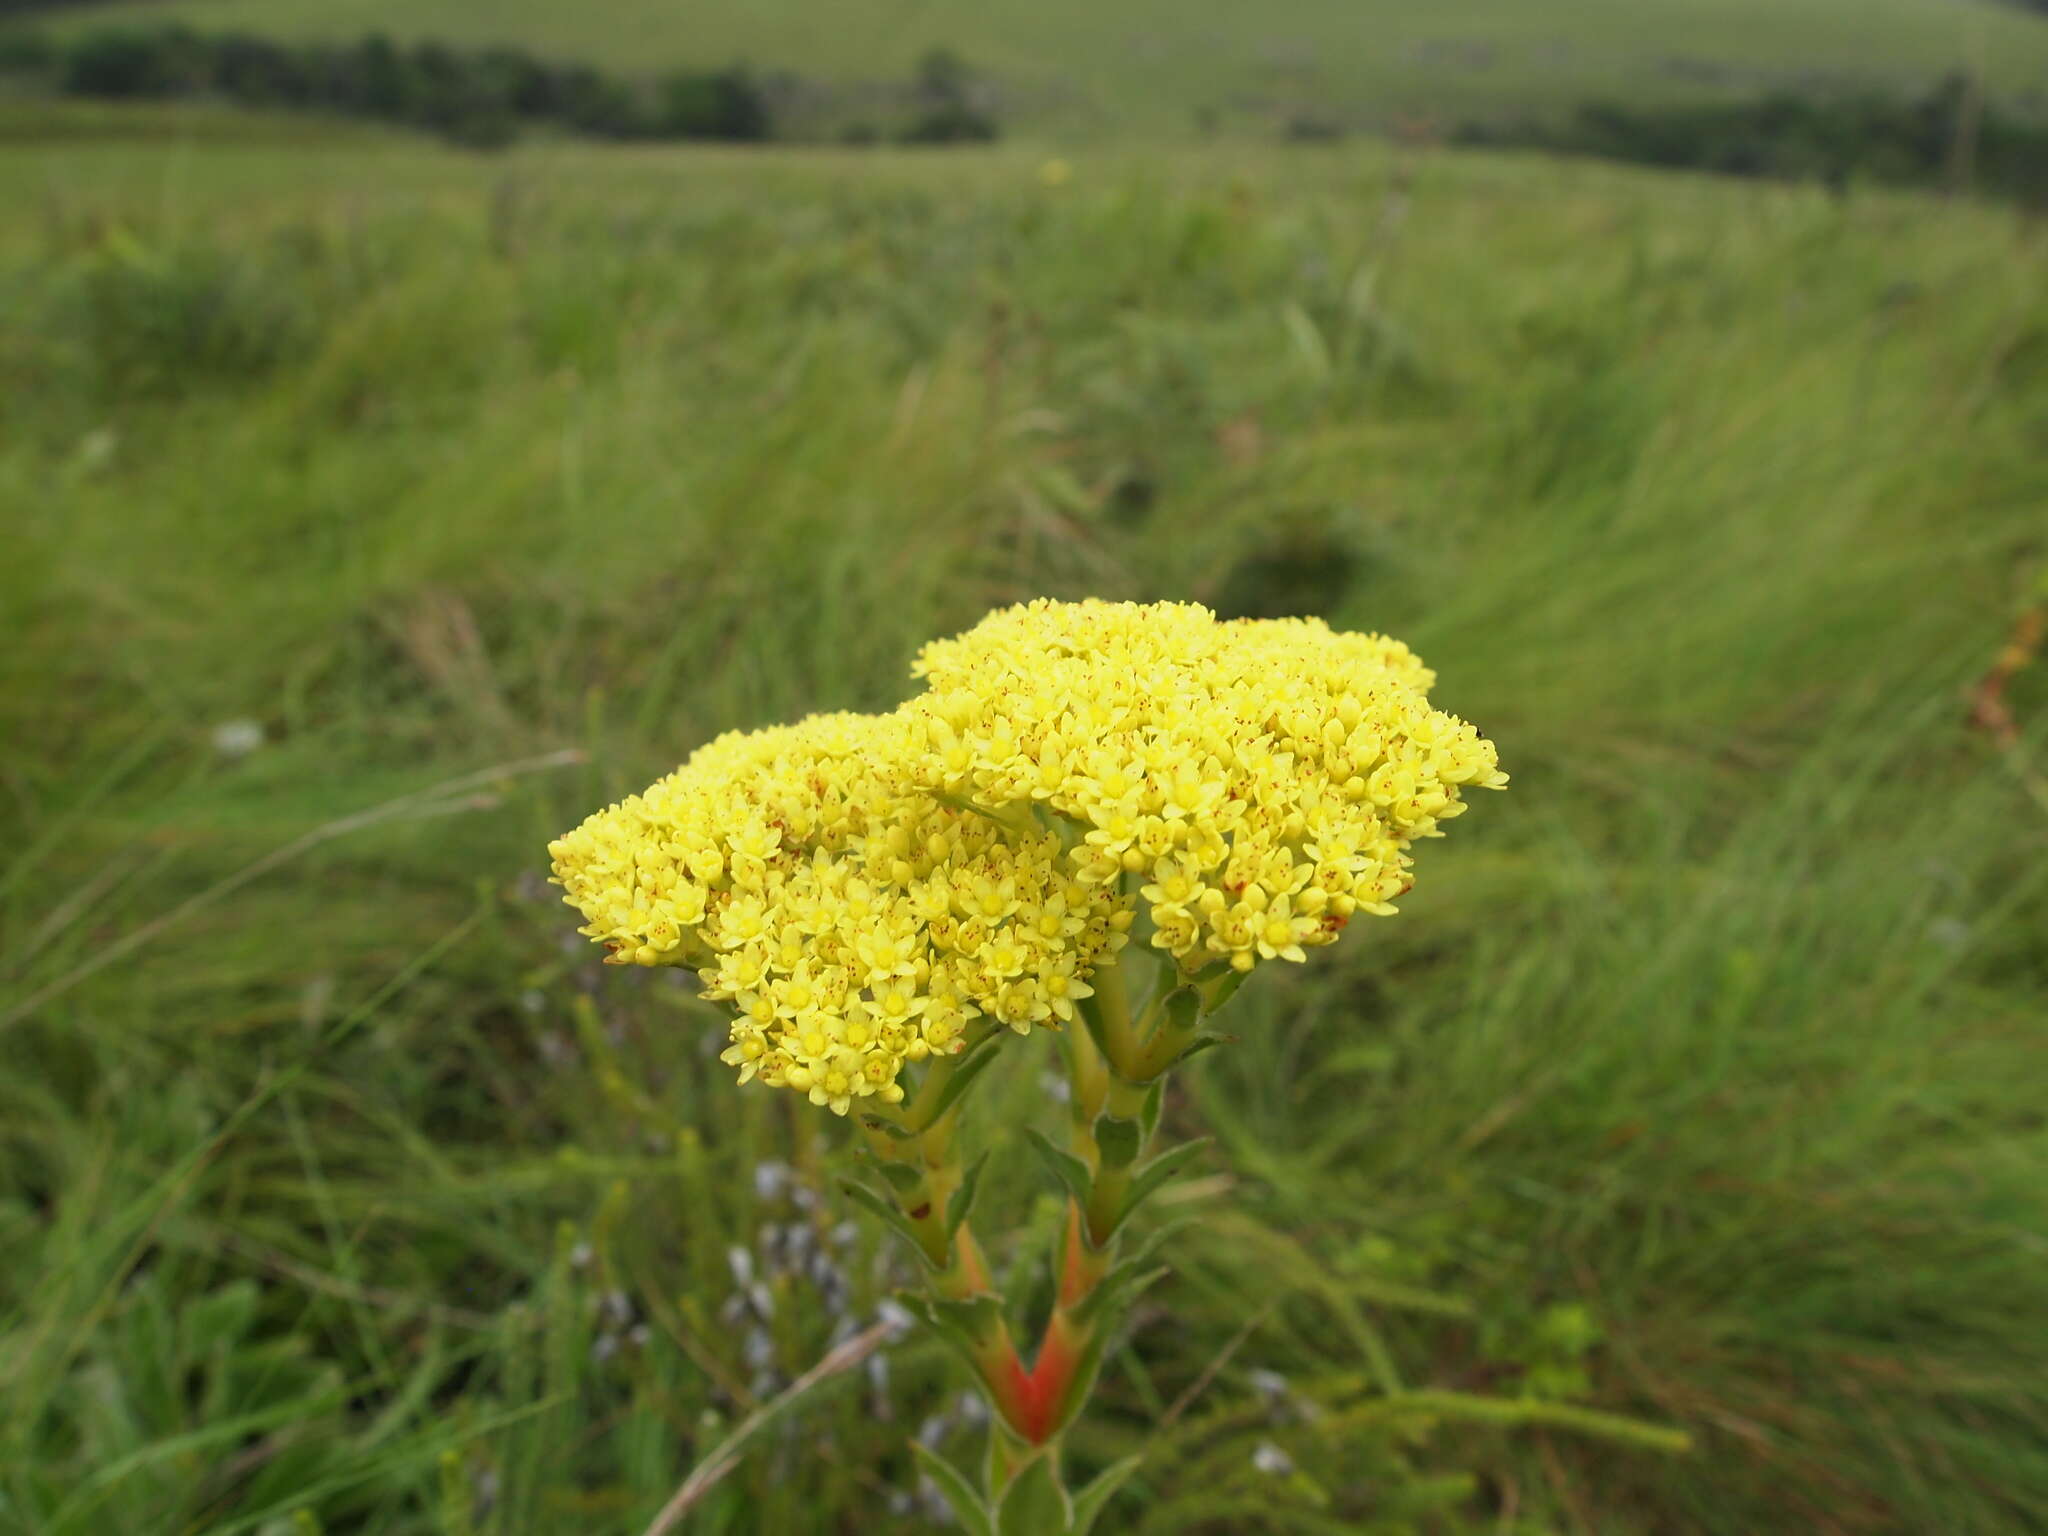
[1252,1441,1294,1476]
[1248,1368,1290,1401]
[212,718,265,758]
[76,426,118,474]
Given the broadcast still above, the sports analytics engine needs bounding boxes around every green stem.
[1126,979,1206,1082]
[996,945,1186,1474]
[1087,952,1143,1079]
[1063,1015,1110,1138]
[906,1048,962,1131]
[886,945,1226,1516]
[863,1059,1040,1438]
[1083,1075,1148,1246]
[986,1418,1061,1498]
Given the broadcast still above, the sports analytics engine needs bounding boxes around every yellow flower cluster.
[551,600,1502,1110]
[906,600,1507,975]
[548,711,1128,1115]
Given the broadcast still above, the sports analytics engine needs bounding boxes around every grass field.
[3,121,2048,1534]
[20,0,2048,134]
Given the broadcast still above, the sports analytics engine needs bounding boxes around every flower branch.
[546,599,1577,1530]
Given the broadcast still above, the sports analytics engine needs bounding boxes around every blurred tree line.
[1456,77,2048,205]
[0,25,1002,146]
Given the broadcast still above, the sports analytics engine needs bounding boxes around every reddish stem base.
[984,1202,1098,1445]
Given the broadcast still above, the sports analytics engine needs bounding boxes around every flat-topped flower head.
[547,711,1126,1114]
[906,599,1505,976]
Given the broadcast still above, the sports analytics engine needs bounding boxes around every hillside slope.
[22,0,2048,134]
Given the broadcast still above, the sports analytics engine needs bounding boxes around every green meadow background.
[4,2,2048,1533]
[25,0,2048,132]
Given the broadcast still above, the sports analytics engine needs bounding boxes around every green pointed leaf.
[1070,1453,1144,1536]
[1106,1137,1213,1238]
[1164,1033,1235,1070]
[911,1442,993,1536]
[1095,1115,1142,1170]
[1204,967,1250,1015]
[839,1180,937,1269]
[1116,1213,1197,1271]
[1138,1080,1164,1143]
[860,1114,920,1140]
[895,1291,1005,1375]
[931,1291,1004,1335]
[1022,1128,1094,1208]
[1071,1214,1193,1328]
[1161,986,1202,1034]
[1072,1261,1170,1327]
[947,1149,992,1236]
[921,1031,1007,1128]
[862,1156,926,1194]
[995,1451,1072,1536]
[983,1421,1005,1511]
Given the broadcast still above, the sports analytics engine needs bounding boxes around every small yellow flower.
[1035,956,1095,1022]
[1140,853,1203,916]
[905,599,1504,980]
[548,711,1123,1113]
[1253,893,1315,963]
[867,976,930,1027]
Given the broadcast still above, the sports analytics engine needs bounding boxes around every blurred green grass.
[18,0,2048,135]
[2,131,2046,1534]
[0,97,412,146]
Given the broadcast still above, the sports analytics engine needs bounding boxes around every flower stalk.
[856,943,1223,1529]
[547,599,1520,1532]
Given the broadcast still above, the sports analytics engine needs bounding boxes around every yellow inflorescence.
[551,600,1503,1111]
[547,711,1128,1115]
[906,599,1507,975]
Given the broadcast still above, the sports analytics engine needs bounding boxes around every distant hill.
[16,0,2048,136]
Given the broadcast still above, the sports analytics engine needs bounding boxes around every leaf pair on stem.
[843,944,1234,1529]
